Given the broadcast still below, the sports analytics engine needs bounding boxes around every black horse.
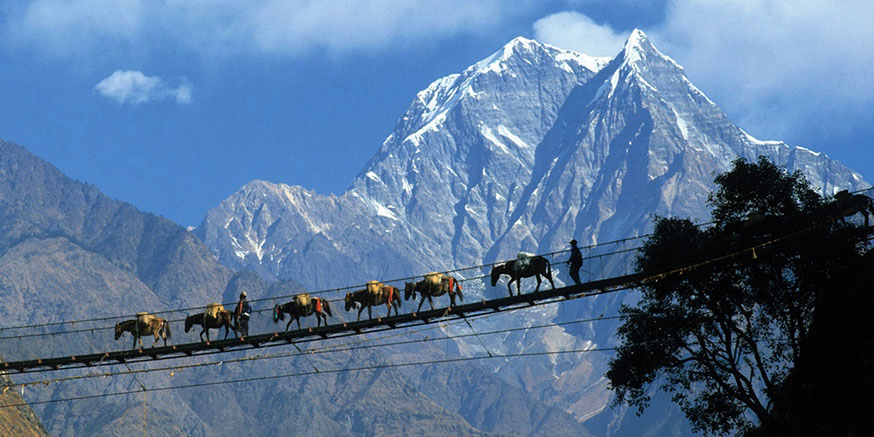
[184,311,236,342]
[273,295,334,331]
[345,285,401,320]
[828,190,874,227]
[404,273,464,312]
[490,255,554,296]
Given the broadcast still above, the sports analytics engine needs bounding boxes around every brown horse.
[184,310,236,342]
[490,255,554,296]
[273,294,334,331]
[404,272,464,312]
[114,316,171,349]
[345,284,401,320]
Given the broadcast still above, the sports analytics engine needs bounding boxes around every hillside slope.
[0,138,589,435]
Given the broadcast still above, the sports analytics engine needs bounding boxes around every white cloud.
[94,70,192,105]
[532,11,626,57]
[650,0,874,140]
[7,0,144,56]
[5,0,534,59]
[240,0,510,56]
[529,2,874,148]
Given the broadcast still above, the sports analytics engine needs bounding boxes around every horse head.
[114,322,123,340]
[345,293,359,312]
[404,282,416,300]
[490,263,505,286]
[184,314,196,333]
[273,304,285,323]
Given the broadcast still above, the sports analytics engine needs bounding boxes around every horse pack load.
[205,302,225,320]
[136,311,155,328]
[366,280,383,295]
[295,293,312,308]
[424,272,443,286]
[515,252,535,269]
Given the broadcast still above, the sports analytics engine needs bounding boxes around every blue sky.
[1,1,872,226]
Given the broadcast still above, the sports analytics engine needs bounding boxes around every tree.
[755,248,874,436]
[607,157,870,435]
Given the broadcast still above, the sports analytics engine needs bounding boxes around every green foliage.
[709,157,822,224]
[607,157,869,435]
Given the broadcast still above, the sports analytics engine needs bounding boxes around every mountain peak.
[473,36,542,74]
[474,36,609,76]
[507,35,538,49]
[626,28,649,49]
[620,28,675,68]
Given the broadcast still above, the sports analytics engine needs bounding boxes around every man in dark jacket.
[567,239,583,285]
[235,291,252,338]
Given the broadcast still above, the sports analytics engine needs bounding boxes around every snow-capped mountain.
[196,30,864,287]
[195,36,613,287]
[194,30,868,431]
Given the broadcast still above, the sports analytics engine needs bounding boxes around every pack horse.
[490,253,555,296]
[404,272,464,312]
[114,312,171,349]
[273,293,334,331]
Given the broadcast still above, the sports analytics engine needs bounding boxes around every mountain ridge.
[198,30,867,284]
[194,29,869,434]
[0,136,588,436]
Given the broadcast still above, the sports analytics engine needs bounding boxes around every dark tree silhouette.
[607,157,870,435]
[752,248,874,436]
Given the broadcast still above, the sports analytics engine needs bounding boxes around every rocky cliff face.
[194,30,868,433]
[0,366,48,437]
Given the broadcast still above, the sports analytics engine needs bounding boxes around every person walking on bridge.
[234,291,252,338]
[567,239,583,285]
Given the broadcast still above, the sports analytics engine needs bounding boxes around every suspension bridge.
[1,273,647,374]
[1,188,871,378]
[0,234,647,375]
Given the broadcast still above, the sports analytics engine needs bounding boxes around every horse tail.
[228,311,239,332]
[452,276,464,301]
[164,320,172,339]
[322,299,334,317]
[385,286,396,309]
